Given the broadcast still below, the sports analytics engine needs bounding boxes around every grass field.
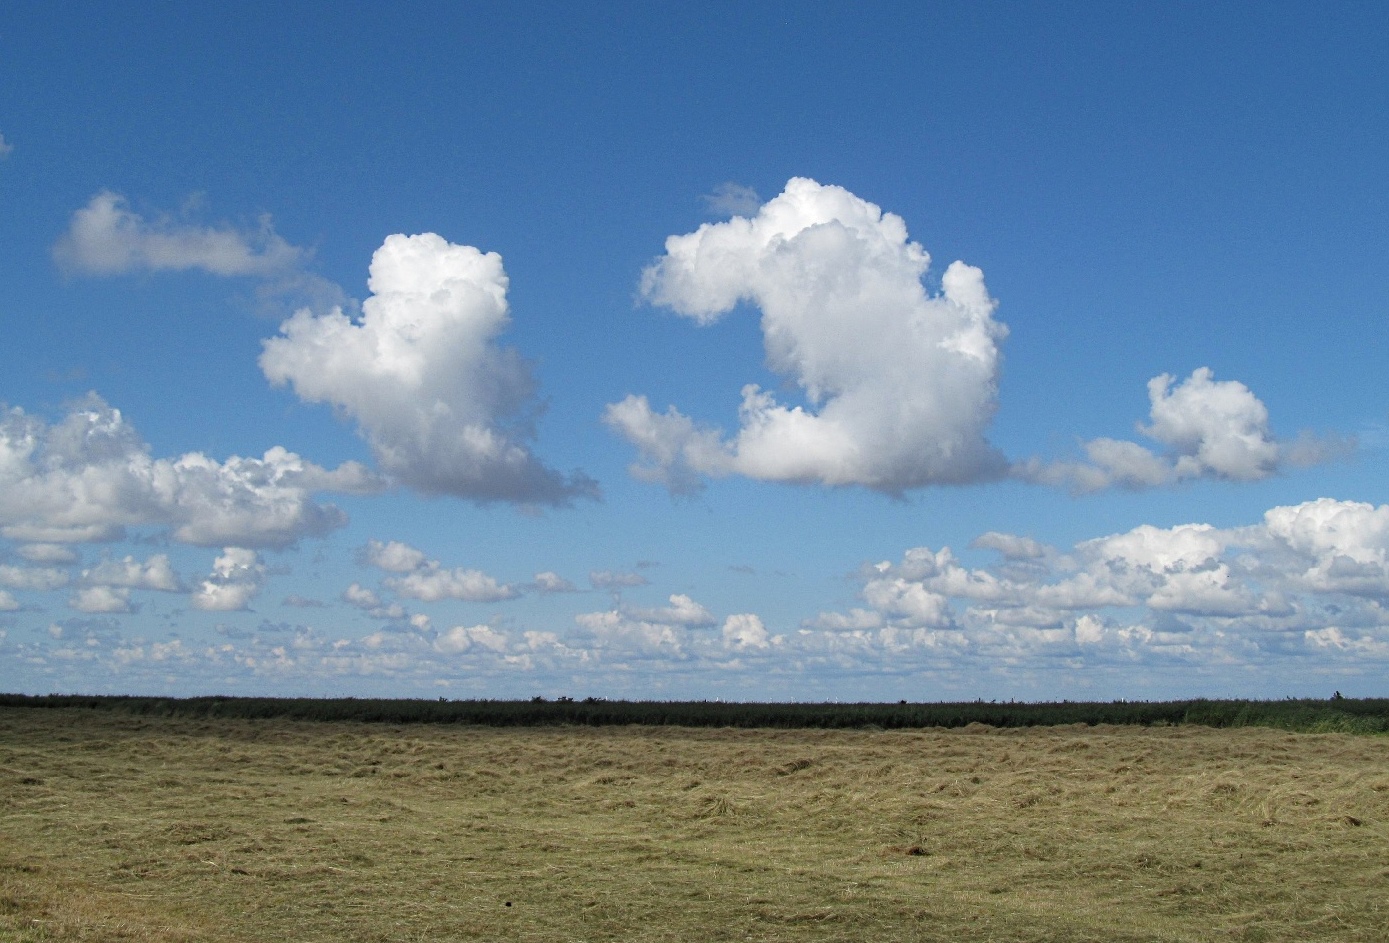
[2,707,1387,942]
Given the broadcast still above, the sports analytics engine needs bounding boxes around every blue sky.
[2,2,1387,701]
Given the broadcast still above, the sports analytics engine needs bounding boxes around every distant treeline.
[1,693,1387,734]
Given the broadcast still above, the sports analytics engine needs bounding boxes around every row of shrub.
[1,692,1386,734]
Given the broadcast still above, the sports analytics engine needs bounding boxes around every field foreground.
[2,708,1387,942]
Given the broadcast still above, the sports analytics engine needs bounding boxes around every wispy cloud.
[700,182,760,217]
[54,191,306,277]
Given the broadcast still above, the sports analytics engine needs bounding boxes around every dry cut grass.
[1,707,1387,942]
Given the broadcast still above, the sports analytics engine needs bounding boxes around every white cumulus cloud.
[722,613,771,650]
[530,571,577,594]
[360,539,429,573]
[387,567,517,603]
[342,582,406,620]
[1018,368,1349,492]
[358,538,518,603]
[0,395,376,548]
[260,233,596,505]
[434,623,509,655]
[69,585,133,614]
[804,498,1389,668]
[573,592,738,659]
[0,565,70,592]
[82,554,183,592]
[191,548,265,612]
[607,176,1009,494]
[575,609,688,658]
[624,593,717,627]
[17,544,79,565]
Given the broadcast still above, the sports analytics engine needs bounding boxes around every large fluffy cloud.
[53,191,305,277]
[0,396,376,547]
[606,177,1009,494]
[1018,368,1348,492]
[260,233,596,505]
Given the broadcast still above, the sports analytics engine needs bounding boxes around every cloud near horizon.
[261,233,597,506]
[804,497,1389,668]
[607,176,1010,495]
[8,498,1388,689]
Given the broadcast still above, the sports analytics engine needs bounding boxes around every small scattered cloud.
[1016,368,1352,492]
[16,544,79,565]
[359,539,428,573]
[701,182,761,217]
[722,613,770,650]
[609,177,1008,495]
[0,564,70,592]
[433,623,509,655]
[81,554,183,592]
[574,602,694,658]
[388,567,517,604]
[69,585,134,614]
[623,593,716,627]
[191,548,265,612]
[282,594,326,608]
[342,582,406,620]
[260,233,598,506]
[0,132,12,159]
[970,532,1047,561]
[358,538,519,603]
[530,571,577,594]
[589,570,649,592]
[53,191,307,278]
[573,592,778,661]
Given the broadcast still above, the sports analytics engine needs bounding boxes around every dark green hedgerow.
[1,693,1386,733]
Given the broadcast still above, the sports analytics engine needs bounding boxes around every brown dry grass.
[1,707,1387,942]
